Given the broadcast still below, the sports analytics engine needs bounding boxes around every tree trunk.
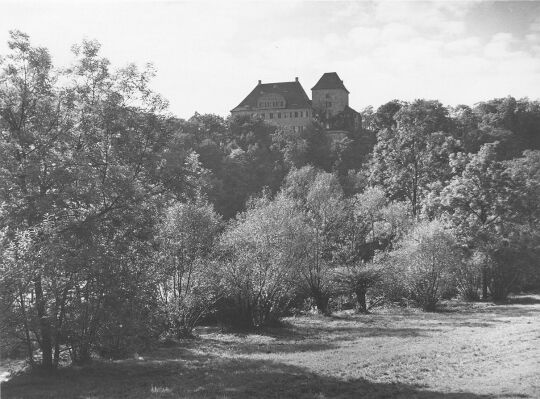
[313,291,330,316]
[53,284,69,367]
[18,290,34,366]
[355,289,368,313]
[482,264,488,300]
[34,276,53,369]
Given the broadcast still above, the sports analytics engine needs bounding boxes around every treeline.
[1,31,539,370]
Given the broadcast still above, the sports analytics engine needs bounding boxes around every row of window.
[259,110,309,119]
[258,101,284,108]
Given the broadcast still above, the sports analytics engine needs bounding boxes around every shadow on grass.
[191,325,433,355]
[456,303,540,319]
[502,295,540,305]
[423,296,540,321]
[2,352,506,399]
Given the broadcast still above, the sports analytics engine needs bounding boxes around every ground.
[2,296,539,399]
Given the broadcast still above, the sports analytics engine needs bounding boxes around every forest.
[1,31,539,373]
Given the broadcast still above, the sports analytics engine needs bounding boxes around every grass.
[2,295,540,398]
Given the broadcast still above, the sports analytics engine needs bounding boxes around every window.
[261,113,265,119]
[300,111,303,117]
[290,112,293,118]
[278,112,281,118]
[295,111,298,117]
[258,94,285,109]
[269,113,273,119]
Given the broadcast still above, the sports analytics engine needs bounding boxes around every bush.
[390,220,459,311]
[217,194,306,328]
[332,262,383,313]
[157,201,222,337]
[453,250,483,301]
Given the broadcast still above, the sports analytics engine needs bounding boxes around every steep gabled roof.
[311,72,349,93]
[231,80,312,111]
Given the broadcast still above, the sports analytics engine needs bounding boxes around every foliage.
[452,250,483,301]
[157,200,222,337]
[389,220,460,310]
[283,168,347,314]
[437,143,539,300]
[217,194,306,328]
[0,31,169,367]
[368,100,459,216]
[2,30,540,371]
[332,262,383,313]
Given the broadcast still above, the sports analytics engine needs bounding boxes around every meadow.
[3,295,539,399]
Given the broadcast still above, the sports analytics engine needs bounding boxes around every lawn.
[2,296,539,398]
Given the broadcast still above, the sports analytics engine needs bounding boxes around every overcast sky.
[1,1,540,118]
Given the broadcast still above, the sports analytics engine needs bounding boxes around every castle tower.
[311,72,349,119]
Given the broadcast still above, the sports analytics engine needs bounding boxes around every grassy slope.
[2,296,540,399]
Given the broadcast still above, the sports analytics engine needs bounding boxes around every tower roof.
[311,72,349,93]
[231,79,311,112]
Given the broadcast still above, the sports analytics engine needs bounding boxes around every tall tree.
[369,100,458,217]
[437,142,537,300]
[283,167,346,314]
[0,32,171,368]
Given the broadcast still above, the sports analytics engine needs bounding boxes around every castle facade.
[231,72,360,132]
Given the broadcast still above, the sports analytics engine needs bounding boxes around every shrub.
[217,194,306,328]
[332,262,383,313]
[453,250,483,301]
[157,201,222,337]
[390,220,459,311]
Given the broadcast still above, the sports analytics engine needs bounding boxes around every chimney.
[295,77,299,82]
[258,79,262,84]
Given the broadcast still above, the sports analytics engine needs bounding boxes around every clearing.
[2,296,540,398]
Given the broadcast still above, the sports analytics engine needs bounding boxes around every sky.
[1,0,540,118]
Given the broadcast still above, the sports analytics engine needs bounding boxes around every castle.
[231,72,360,132]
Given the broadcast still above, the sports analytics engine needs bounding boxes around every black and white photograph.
[0,0,539,397]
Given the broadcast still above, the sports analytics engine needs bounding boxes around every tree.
[271,126,309,168]
[474,97,540,156]
[389,220,459,311]
[157,200,222,337]
[499,150,540,293]
[283,167,346,314]
[373,100,403,131]
[330,187,415,312]
[0,30,72,369]
[369,100,458,217]
[438,143,538,300]
[0,32,172,367]
[218,194,306,328]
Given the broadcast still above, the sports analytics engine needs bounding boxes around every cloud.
[484,32,515,58]
[348,26,380,48]
[2,1,539,117]
[444,37,482,53]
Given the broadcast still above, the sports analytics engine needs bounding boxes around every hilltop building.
[231,72,360,132]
